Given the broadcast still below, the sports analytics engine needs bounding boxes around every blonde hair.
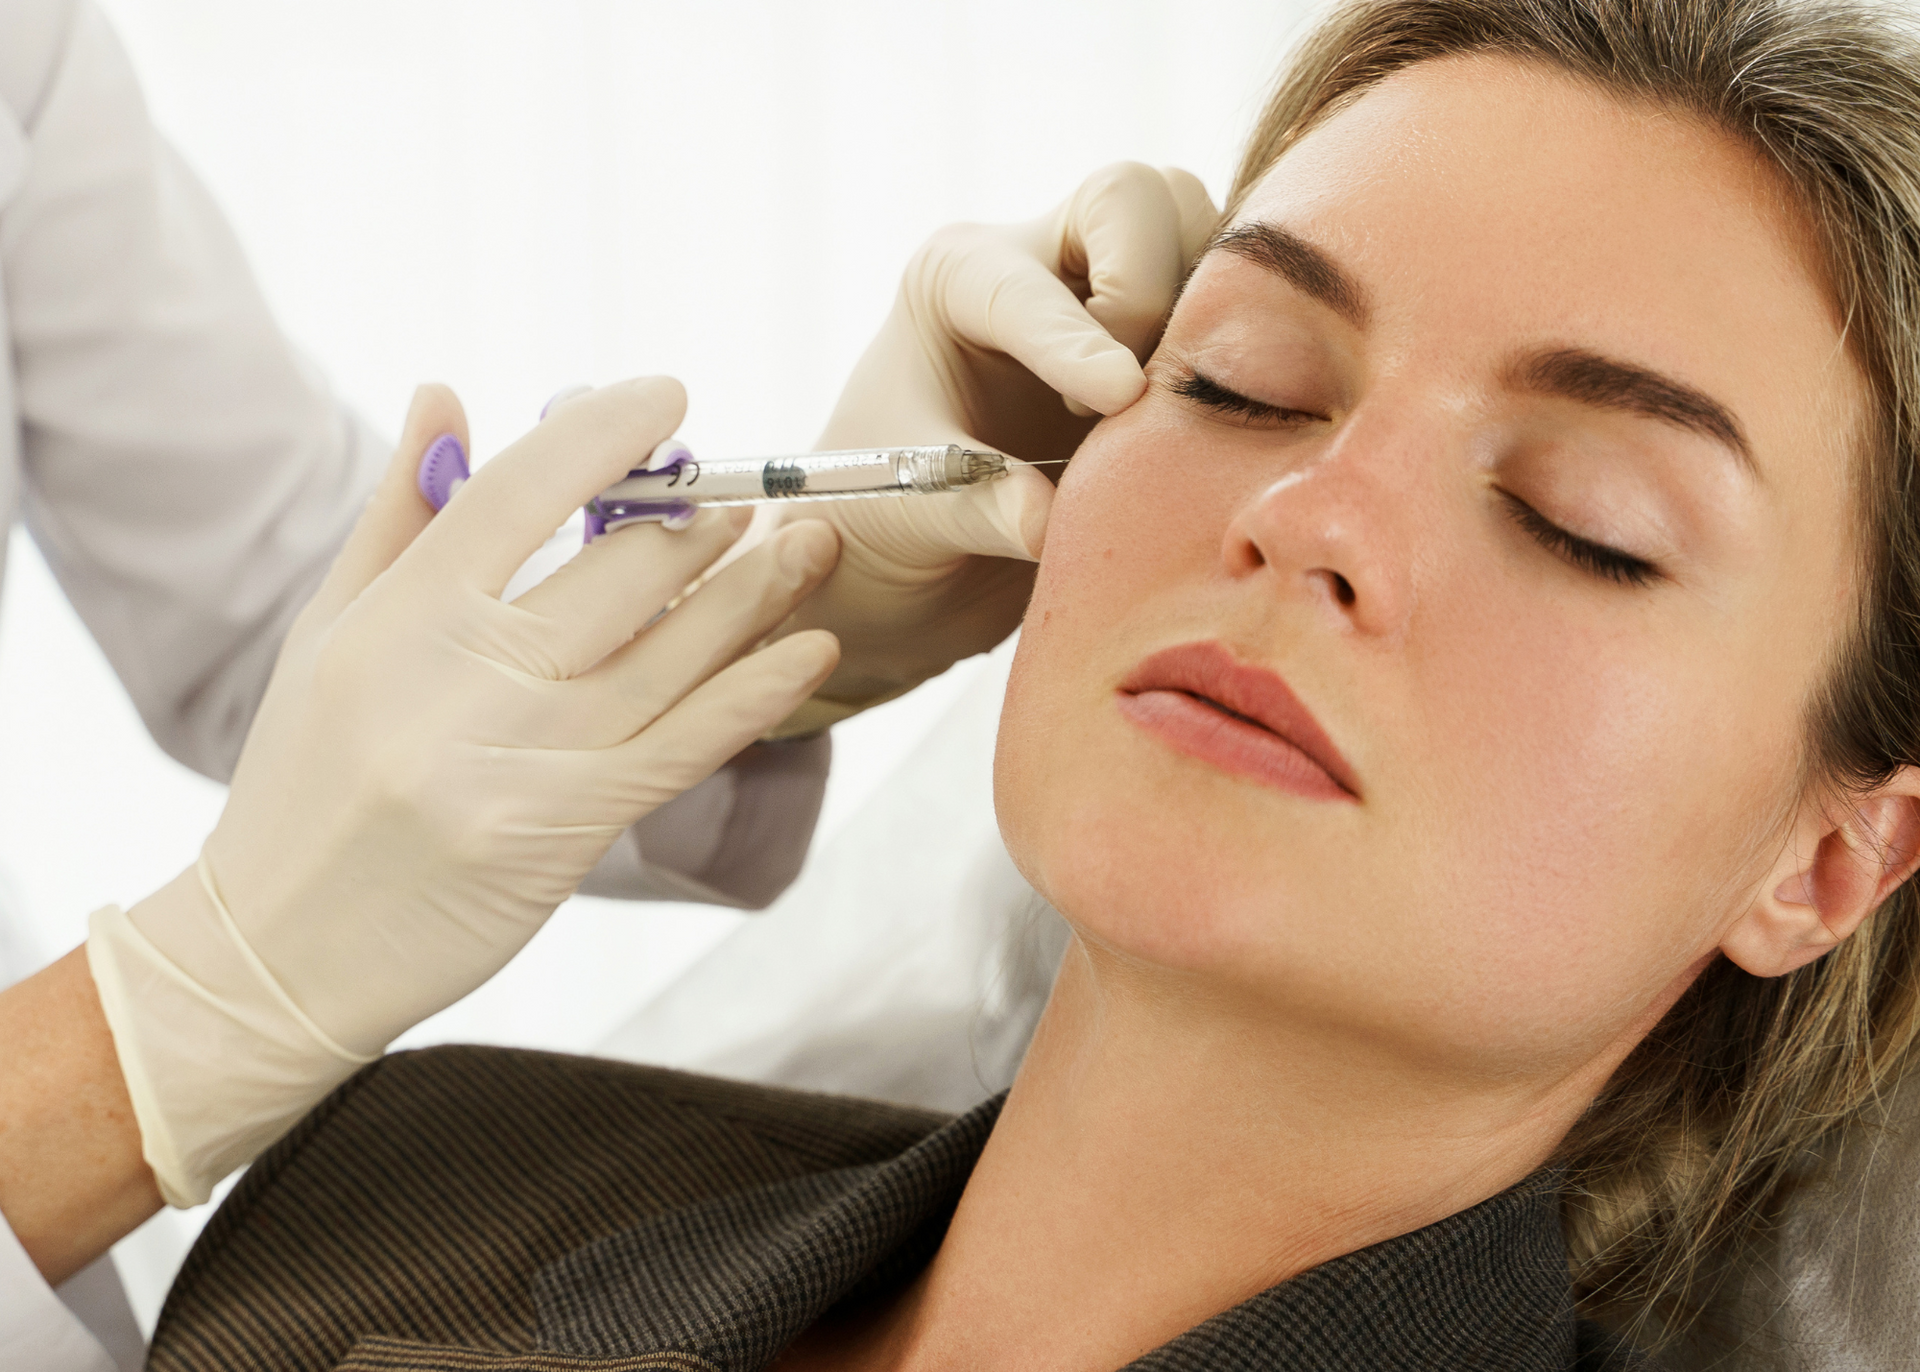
[1229,0,1920,1342]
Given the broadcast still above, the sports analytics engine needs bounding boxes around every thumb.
[827,458,1055,570]
[304,384,471,625]
[970,459,1055,561]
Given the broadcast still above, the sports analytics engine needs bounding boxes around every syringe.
[584,444,1010,537]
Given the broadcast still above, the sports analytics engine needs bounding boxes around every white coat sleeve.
[0,0,383,783]
[0,1210,117,1372]
[0,0,827,905]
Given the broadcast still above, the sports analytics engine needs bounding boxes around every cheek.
[1030,416,1241,617]
[1386,578,1802,1002]
[996,416,1232,894]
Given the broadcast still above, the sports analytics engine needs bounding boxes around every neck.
[793,935,1631,1372]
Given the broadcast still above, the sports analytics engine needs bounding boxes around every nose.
[1222,414,1419,639]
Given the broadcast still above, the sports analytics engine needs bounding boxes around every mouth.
[1115,641,1359,802]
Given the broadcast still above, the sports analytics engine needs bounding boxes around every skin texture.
[777,55,1920,1372]
[0,944,161,1284]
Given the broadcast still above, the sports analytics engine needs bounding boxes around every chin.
[996,709,1307,981]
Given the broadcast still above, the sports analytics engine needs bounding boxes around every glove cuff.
[85,867,377,1208]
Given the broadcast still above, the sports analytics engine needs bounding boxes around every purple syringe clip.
[414,402,698,540]
[583,439,700,540]
[417,386,591,515]
[416,434,468,511]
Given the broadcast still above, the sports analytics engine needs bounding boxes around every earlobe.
[1722,865,1840,977]
[1723,774,1920,978]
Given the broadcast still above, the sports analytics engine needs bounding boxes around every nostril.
[1331,572,1356,607]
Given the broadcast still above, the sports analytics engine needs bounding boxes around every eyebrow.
[1507,348,1755,473]
[1199,223,1755,473]
[1208,222,1369,328]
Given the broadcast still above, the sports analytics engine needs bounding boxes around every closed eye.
[1500,492,1660,588]
[1172,369,1324,426]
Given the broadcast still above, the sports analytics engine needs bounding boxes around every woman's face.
[996,54,1869,1080]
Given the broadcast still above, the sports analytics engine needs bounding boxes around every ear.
[1723,768,1920,977]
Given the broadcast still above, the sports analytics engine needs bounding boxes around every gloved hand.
[766,162,1219,735]
[87,379,841,1206]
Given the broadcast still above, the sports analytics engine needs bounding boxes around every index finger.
[402,377,688,595]
[1058,161,1194,361]
[1161,166,1225,265]
[918,226,1148,417]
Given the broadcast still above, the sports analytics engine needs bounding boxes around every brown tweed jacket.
[149,1045,1652,1371]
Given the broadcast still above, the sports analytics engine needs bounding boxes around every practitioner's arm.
[2,379,840,1288]
[0,948,156,1286]
[1,0,385,784]
[0,0,803,924]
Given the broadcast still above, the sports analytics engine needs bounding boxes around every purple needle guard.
[417,434,468,511]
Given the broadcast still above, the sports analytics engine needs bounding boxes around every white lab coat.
[0,3,824,1366]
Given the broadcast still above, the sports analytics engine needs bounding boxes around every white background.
[0,0,1310,1331]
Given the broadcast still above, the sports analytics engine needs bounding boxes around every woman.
[149,0,1920,1366]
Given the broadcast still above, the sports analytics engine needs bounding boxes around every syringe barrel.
[593,445,1006,508]
[721,445,996,499]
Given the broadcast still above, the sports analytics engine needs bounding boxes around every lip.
[1115,641,1358,802]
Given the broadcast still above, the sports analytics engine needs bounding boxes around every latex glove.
[766,162,1219,736]
[87,379,841,1205]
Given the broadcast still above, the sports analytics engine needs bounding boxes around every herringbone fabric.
[150,1047,943,1372]
[533,1096,994,1367]
[150,1044,1651,1371]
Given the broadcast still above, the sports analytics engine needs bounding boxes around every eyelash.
[1172,370,1321,426]
[1499,492,1660,588]
[1174,368,1659,589]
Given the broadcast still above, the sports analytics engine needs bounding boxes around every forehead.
[1220,54,1860,446]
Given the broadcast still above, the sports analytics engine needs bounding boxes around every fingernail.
[417,433,468,511]
[1775,871,1816,906]
[540,384,592,420]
